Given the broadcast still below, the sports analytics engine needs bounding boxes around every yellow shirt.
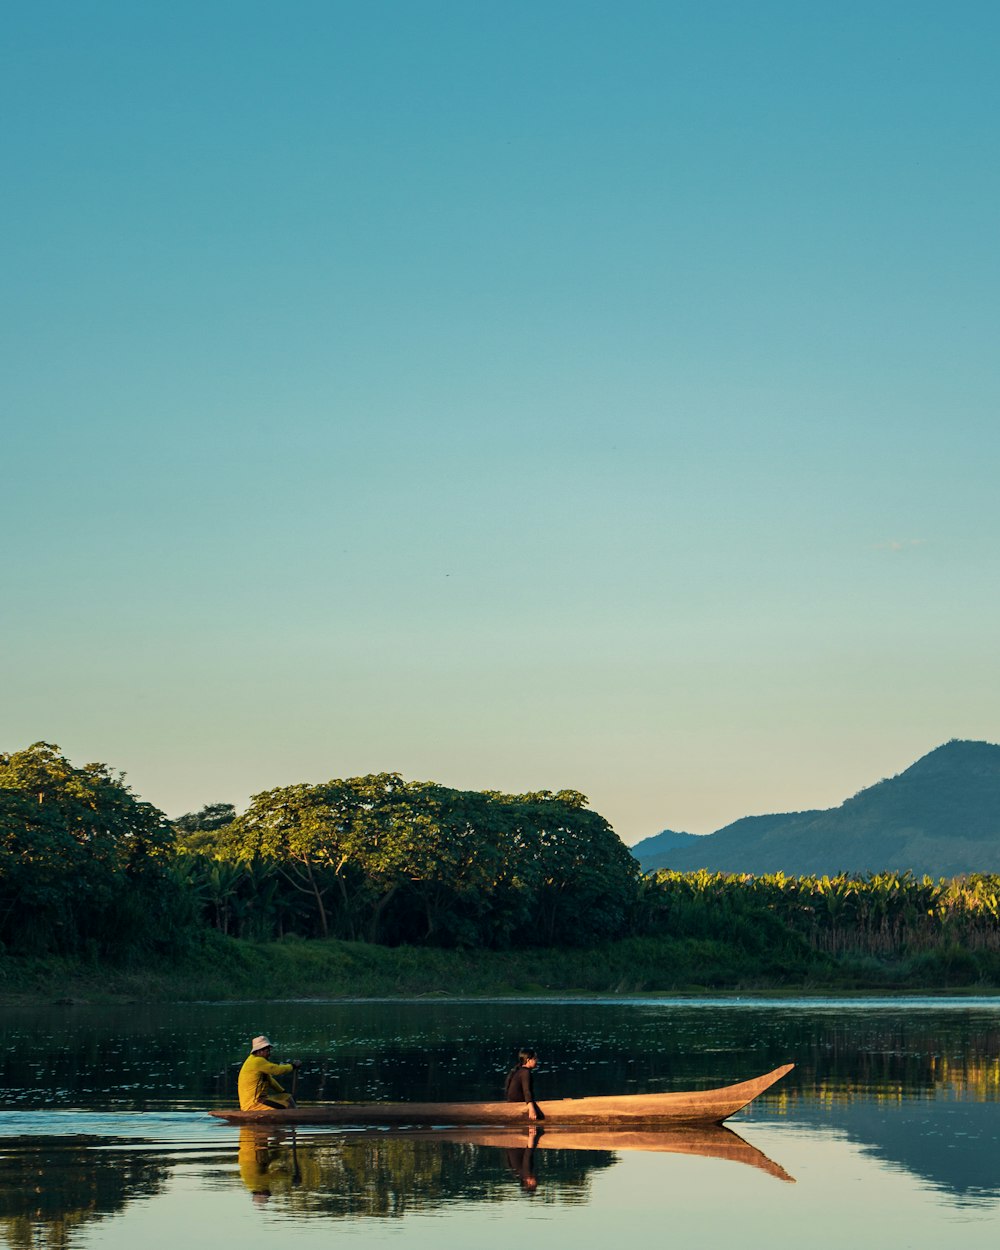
[238,1053,294,1110]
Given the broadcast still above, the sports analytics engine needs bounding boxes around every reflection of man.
[505,1125,540,1191]
[238,1034,301,1110]
[238,1127,290,1204]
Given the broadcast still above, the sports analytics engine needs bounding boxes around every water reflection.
[503,1127,539,1190]
[403,1124,795,1181]
[784,1095,1000,1205]
[0,1136,170,1250]
[228,1119,796,1214]
[3,997,1000,1111]
[2,998,1000,1247]
[227,1126,612,1216]
[237,1128,294,1204]
[0,1120,796,1246]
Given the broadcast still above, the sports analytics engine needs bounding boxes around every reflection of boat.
[426,1125,794,1182]
[352,1123,796,1183]
[210,1063,794,1127]
[231,1121,795,1189]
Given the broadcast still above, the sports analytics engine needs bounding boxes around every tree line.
[5,742,1000,971]
[0,743,637,956]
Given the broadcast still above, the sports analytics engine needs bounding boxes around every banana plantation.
[638,869,1000,959]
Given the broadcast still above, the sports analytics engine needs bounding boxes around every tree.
[0,742,177,954]
[173,803,238,853]
[228,781,377,940]
[506,790,640,945]
[225,774,641,947]
[351,782,510,946]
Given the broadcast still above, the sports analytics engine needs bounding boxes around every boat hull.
[209,1063,793,1127]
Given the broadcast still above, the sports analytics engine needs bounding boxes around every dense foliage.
[639,868,1000,966]
[5,743,1000,988]
[0,743,187,957]
[2,744,639,954]
[176,774,639,948]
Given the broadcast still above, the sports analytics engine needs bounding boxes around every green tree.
[507,790,640,944]
[356,782,511,947]
[228,780,377,939]
[172,802,237,853]
[0,742,177,954]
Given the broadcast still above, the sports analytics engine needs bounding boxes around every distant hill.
[628,828,701,863]
[633,740,1000,877]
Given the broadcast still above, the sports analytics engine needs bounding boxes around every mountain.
[633,740,1000,877]
[628,828,701,862]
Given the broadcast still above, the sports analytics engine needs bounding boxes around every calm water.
[2,997,999,1248]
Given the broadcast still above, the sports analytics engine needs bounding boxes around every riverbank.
[3,930,999,1004]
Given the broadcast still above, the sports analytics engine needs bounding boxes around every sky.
[3,1,999,843]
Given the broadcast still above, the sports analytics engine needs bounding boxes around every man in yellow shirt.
[238,1035,302,1111]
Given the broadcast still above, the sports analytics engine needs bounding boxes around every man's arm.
[257,1059,294,1076]
[257,1058,293,1093]
[518,1068,541,1120]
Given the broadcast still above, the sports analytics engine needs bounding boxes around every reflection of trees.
[608,1006,1000,1109]
[7,999,1000,1114]
[774,1050,1000,1110]
[232,1129,611,1218]
[0,1138,168,1250]
[737,1019,1000,1105]
[0,1129,611,1248]
[0,1002,248,1111]
[285,1005,1000,1110]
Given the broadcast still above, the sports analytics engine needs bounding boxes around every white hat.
[251,1035,272,1052]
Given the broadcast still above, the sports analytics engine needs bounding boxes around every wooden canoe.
[209,1062,793,1127]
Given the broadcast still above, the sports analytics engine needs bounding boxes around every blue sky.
[3,1,998,841]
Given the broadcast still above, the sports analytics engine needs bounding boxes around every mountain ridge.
[632,740,1000,877]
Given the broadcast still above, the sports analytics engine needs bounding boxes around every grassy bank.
[4,930,1000,1004]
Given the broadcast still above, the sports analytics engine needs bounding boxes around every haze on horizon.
[3,2,998,843]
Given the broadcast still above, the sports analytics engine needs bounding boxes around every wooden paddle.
[289,1065,302,1185]
[290,1127,301,1187]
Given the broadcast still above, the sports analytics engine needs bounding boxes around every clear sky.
[3,1,998,842]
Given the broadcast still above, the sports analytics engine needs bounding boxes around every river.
[1,997,999,1247]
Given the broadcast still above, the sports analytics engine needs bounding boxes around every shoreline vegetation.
[6,742,1000,1004]
[5,931,1000,1006]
